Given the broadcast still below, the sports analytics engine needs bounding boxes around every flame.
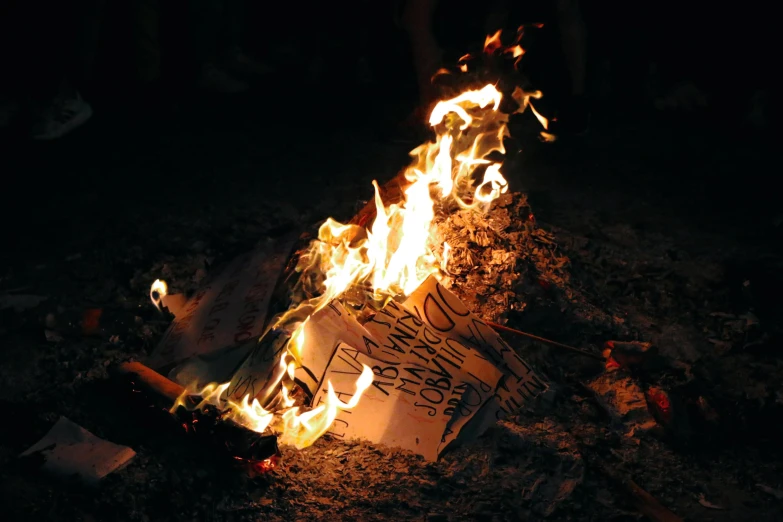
[171,29,550,450]
[149,279,167,311]
[441,242,451,273]
[484,29,503,54]
[506,45,525,58]
[171,330,375,450]
[172,364,374,450]
[278,364,374,449]
[290,82,517,317]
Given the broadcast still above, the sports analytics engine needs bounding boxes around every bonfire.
[153,27,553,457]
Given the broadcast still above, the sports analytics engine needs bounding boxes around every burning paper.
[292,301,380,395]
[312,343,456,460]
[312,276,545,459]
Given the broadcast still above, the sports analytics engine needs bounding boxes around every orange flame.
[483,29,503,54]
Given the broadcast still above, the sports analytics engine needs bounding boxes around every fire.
[278,364,374,449]
[170,324,375,450]
[153,28,550,451]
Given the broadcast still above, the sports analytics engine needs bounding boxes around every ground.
[1,85,781,521]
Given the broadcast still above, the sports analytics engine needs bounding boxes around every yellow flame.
[279,364,374,449]
[289,79,549,319]
[149,279,167,312]
[288,319,308,365]
[171,349,374,449]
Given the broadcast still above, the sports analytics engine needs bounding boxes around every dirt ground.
[1,85,781,521]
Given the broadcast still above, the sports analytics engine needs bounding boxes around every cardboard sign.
[294,301,380,395]
[148,233,297,371]
[362,297,503,448]
[404,277,548,438]
[309,285,509,460]
[312,343,456,461]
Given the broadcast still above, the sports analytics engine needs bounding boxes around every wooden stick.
[486,321,604,361]
[113,361,193,405]
[111,361,279,465]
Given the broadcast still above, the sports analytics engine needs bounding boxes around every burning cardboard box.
[143,30,553,461]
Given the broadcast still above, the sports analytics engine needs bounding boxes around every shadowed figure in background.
[188,0,272,94]
[399,0,589,134]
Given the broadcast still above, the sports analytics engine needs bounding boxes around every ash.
[434,192,570,323]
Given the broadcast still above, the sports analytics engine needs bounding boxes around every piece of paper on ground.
[19,417,136,485]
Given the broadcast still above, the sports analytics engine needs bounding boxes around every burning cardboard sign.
[311,276,546,460]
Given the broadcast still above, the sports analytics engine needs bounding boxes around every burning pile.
[150,29,552,460]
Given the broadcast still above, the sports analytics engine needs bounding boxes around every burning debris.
[140,30,555,461]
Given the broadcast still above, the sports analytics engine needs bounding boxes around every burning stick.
[486,322,604,361]
[111,362,279,472]
[116,361,191,403]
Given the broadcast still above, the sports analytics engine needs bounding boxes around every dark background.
[0,0,776,268]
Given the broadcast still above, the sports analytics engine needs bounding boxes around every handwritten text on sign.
[363,298,502,431]
[404,277,548,421]
[313,342,455,461]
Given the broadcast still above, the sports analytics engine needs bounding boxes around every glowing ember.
[152,28,551,450]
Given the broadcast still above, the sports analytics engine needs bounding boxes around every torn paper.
[19,417,136,485]
[294,301,380,395]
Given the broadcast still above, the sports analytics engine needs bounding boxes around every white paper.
[312,343,456,461]
[294,301,381,395]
